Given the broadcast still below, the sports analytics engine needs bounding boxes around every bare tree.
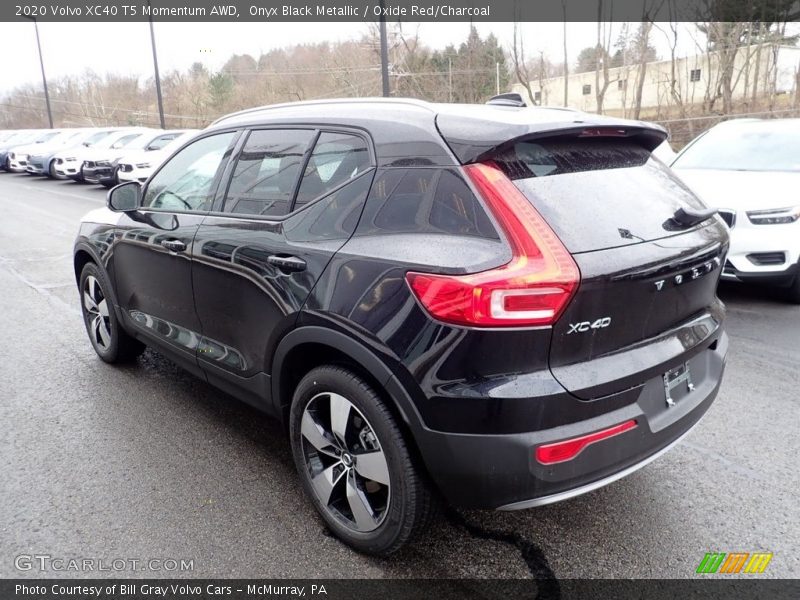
[512,22,535,104]
[594,2,615,114]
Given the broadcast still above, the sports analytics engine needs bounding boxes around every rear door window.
[223,129,315,217]
[494,139,708,253]
[294,132,371,210]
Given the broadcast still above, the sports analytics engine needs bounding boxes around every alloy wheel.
[300,392,391,533]
[83,275,112,350]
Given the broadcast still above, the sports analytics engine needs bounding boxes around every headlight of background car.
[746,206,800,225]
[136,163,150,169]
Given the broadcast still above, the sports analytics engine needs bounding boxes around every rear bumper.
[417,332,727,510]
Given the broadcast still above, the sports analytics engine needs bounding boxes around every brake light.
[405,162,579,327]
[535,419,638,465]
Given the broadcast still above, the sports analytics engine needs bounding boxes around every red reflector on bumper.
[535,419,638,465]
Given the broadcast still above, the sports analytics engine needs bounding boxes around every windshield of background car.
[110,134,143,149]
[85,131,112,146]
[35,132,59,143]
[672,123,800,172]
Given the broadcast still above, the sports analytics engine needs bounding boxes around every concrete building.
[512,45,800,116]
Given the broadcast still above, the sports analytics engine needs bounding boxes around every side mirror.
[107,181,141,212]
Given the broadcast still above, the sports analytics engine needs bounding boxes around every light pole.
[147,1,166,128]
[24,16,53,128]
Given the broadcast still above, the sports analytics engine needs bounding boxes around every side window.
[143,132,236,212]
[294,132,371,210]
[223,129,314,217]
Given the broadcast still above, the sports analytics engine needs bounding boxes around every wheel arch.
[271,326,429,459]
[73,244,100,284]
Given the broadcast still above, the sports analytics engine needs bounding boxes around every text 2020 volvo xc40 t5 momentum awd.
[74,97,729,555]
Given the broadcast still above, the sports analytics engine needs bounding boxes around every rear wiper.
[671,206,718,228]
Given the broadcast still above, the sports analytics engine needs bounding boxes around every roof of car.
[210,97,667,165]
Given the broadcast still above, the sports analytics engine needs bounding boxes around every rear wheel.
[289,365,434,556]
[79,262,145,363]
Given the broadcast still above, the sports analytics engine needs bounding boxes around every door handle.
[160,239,187,252]
[267,255,306,272]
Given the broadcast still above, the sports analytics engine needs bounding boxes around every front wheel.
[79,262,145,363]
[289,366,435,556]
[787,269,800,304]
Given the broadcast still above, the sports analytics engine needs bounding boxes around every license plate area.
[663,362,694,407]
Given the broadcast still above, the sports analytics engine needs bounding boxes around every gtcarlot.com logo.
[696,551,773,574]
[15,554,194,572]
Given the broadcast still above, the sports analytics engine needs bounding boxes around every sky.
[0,21,708,95]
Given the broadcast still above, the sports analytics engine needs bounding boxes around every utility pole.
[378,0,390,97]
[448,57,453,102]
[148,1,166,128]
[496,61,500,95]
[25,17,53,128]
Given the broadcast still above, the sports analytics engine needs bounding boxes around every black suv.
[74,98,729,555]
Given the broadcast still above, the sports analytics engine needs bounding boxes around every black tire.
[786,270,800,304]
[79,262,145,363]
[289,365,435,556]
[49,161,58,178]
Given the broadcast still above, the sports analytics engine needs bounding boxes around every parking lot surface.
[1,173,798,579]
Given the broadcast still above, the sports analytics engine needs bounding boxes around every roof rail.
[210,97,436,126]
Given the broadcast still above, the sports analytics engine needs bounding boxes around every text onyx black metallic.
[73,97,729,555]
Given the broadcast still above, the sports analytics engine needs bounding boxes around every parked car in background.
[27,128,117,177]
[671,118,800,302]
[652,140,677,163]
[53,129,149,181]
[3,130,58,171]
[117,130,200,184]
[75,97,729,555]
[0,130,40,169]
[83,129,188,187]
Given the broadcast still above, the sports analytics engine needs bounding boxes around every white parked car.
[117,130,200,184]
[671,119,800,302]
[652,140,677,164]
[6,130,67,172]
[52,129,150,181]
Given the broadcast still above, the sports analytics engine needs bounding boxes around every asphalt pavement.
[1,172,798,580]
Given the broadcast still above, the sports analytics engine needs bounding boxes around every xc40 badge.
[567,317,612,335]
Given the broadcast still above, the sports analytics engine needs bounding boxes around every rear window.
[494,139,707,254]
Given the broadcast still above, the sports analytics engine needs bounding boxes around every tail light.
[406,162,579,327]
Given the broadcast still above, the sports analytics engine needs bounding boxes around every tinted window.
[143,132,235,212]
[294,132,371,209]
[358,168,498,239]
[285,172,372,242]
[494,139,708,253]
[224,129,314,217]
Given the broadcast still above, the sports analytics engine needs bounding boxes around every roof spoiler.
[437,113,668,164]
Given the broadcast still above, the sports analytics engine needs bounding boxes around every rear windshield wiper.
[672,206,718,228]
